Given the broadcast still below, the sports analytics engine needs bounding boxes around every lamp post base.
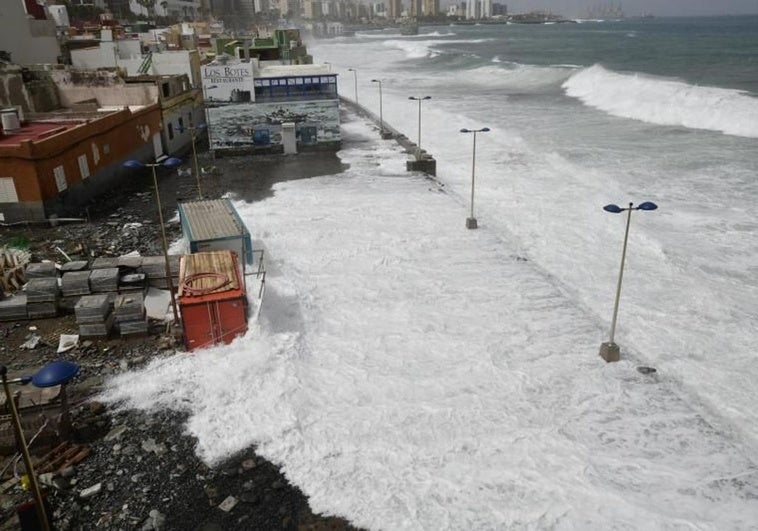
[466,217,478,230]
[599,341,620,363]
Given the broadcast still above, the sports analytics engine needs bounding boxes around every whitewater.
[104,18,758,529]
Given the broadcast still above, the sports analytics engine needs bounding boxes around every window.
[162,82,170,98]
[178,117,184,133]
[0,177,19,203]
[168,123,174,140]
[53,165,67,192]
[188,111,193,127]
[78,154,90,179]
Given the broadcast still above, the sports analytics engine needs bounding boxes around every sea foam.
[563,64,758,138]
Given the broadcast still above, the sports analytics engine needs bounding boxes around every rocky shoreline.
[0,136,360,530]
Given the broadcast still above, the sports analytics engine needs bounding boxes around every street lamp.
[1,360,80,531]
[599,201,658,362]
[201,84,217,150]
[123,157,183,324]
[178,123,208,199]
[408,96,431,153]
[370,79,384,136]
[347,68,358,104]
[460,127,490,230]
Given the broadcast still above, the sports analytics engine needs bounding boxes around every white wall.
[0,0,61,65]
[71,44,196,86]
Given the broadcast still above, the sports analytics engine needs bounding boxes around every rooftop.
[0,120,82,146]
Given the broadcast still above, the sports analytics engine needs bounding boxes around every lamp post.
[123,157,183,324]
[0,361,80,531]
[201,84,217,151]
[178,123,208,199]
[460,127,490,230]
[370,79,384,136]
[347,68,358,104]
[599,201,658,362]
[408,96,431,153]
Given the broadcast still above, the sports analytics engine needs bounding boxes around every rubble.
[0,147,360,530]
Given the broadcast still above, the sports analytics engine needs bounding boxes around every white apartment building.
[466,0,491,19]
[0,0,61,65]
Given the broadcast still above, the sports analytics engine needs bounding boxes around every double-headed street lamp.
[370,79,384,136]
[1,360,80,531]
[599,201,658,362]
[123,157,183,324]
[178,123,208,199]
[460,127,490,230]
[347,68,358,104]
[408,96,431,154]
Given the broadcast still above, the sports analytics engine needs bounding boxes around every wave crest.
[563,65,758,138]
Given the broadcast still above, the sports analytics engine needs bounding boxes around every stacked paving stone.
[118,273,148,294]
[60,261,89,273]
[75,294,114,337]
[24,262,59,318]
[141,256,180,290]
[113,293,148,336]
[25,277,59,318]
[89,268,120,293]
[25,262,56,279]
[0,293,27,321]
[91,257,120,270]
[62,271,92,297]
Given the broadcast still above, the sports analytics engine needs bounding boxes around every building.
[0,105,161,223]
[409,0,422,18]
[466,0,491,18]
[202,58,340,154]
[0,61,203,223]
[69,28,202,88]
[0,0,61,65]
[422,0,439,16]
[387,0,403,19]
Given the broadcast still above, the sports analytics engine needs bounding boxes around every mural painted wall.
[207,100,340,151]
[201,63,255,103]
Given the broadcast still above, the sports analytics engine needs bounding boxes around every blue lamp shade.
[123,159,145,170]
[460,128,470,133]
[481,127,491,132]
[637,201,658,211]
[31,361,80,388]
[603,204,624,214]
[162,157,183,169]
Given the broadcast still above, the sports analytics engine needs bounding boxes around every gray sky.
[500,0,758,17]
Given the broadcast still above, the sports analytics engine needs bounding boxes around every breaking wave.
[382,38,493,59]
[462,63,578,92]
[563,64,758,138]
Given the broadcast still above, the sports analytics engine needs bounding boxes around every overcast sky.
[500,0,758,17]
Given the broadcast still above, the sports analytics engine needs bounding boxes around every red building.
[0,105,162,223]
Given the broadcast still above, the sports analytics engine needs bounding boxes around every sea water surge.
[104,17,758,529]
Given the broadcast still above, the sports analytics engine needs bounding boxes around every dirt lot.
[0,138,357,530]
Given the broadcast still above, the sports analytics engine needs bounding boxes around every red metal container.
[178,251,247,351]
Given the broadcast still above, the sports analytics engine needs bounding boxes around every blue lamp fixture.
[599,201,658,362]
[123,157,183,323]
[1,361,80,531]
[460,127,490,230]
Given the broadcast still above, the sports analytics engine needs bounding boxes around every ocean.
[104,18,758,530]
[308,17,758,445]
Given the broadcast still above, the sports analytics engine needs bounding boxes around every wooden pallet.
[35,441,90,474]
